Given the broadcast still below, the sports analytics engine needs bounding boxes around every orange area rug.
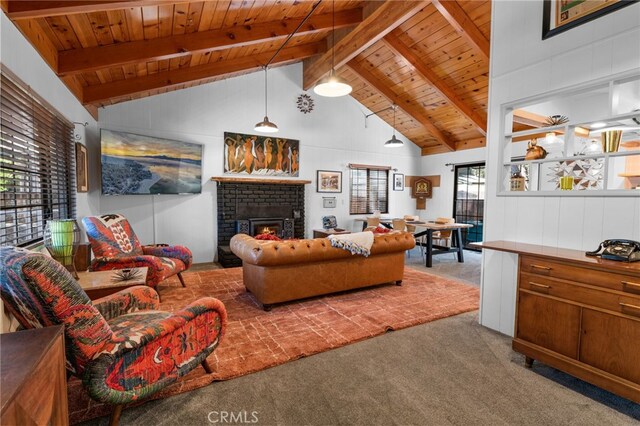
[68,267,479,424]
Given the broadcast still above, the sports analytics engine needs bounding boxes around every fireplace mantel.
[211,177,311,185]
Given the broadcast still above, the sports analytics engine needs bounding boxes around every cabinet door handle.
[530,264,552,272]
[621,281,640,294]
[529,282,551,292]
[619,303,640,317]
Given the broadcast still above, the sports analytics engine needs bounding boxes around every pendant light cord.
[392,105,396,136]
[264,0,322,68]
[331,0,335,77]
[264,67,268,116]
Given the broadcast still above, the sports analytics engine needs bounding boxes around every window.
[1,67,76,247]
[349,165,389,215]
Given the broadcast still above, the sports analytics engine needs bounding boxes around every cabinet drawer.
[520,273,640,318]
[520,256,640,294]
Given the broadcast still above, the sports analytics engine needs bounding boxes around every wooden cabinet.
[515,253,640,404]
[475,241,640,404]
[1,326,69,425]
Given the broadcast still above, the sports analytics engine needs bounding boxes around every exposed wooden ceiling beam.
[382,32,486,135]
[513,109,548,128]
[303,0,427,90]
[83,41,325,105]
[57,8,362,76]
[345,60,455,151]
[420,136,486,155]
[4,1,197,19]
[432,0,490,63]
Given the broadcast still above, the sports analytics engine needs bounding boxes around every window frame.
[1,66,76,248]
[349,165,390,215]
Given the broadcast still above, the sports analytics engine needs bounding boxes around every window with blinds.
[349,165,389,215]
[1,67,76,247]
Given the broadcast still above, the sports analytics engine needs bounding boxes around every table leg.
[426,229,433,267]
[456,228,464,263]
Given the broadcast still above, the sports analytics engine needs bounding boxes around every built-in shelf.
[498,70,640,197]
[211,176,311,185]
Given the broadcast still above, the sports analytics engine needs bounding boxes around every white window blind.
[1,67,76,247]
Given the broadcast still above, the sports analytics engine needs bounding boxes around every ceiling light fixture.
[253,1,322,133]
[254,67,279,133]
[384,105,403,148]
[313,0,352,97]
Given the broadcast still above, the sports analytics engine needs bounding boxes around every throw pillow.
[255,234,282,241]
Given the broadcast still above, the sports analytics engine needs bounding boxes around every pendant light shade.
[314,71,352,97]
[384,105,403,148]
[384,134,403,147]
[255,67,278,133]
[254,116,279,133]
[314,0,352,98]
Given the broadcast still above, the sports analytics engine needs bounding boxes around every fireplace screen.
[236,218,294,239]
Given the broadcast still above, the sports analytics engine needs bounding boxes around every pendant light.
[313,0,352,97]
[384,105,403,148]
[254,67,279,133]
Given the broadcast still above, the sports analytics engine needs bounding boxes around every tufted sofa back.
[231,232,415,267]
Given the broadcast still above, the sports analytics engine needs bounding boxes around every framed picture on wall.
[317,170,342,193]
[75,142,88,193]
[542,0,637,39]
[393,173,404,191]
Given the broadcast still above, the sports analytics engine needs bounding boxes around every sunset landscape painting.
[101,129,203,195]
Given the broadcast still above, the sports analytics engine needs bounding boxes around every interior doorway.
[453,163,485,250]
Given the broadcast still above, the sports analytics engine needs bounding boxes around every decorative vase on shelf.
[600,130,622,153]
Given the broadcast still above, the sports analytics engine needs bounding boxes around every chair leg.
[202,360,213,374]
[109,405,124,426]
[177,272,187,288]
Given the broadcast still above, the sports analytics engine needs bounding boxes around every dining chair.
[433,218,457,258]
[366,217,380,227]
[392,219,406,231]
[403,215,424,259]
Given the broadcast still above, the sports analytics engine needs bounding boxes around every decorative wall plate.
[296,94,314,114]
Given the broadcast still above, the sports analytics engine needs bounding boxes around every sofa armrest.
[142,244,193,269]
[84,297,227,404]
[93,286,160,321]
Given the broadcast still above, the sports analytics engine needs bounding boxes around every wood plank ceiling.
[2,0,492,155]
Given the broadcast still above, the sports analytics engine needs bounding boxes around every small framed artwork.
[393,173,404,191]
[323,197,336,208]
[75,142,88,192]
[317,170,342,193]
[542,0,637,39]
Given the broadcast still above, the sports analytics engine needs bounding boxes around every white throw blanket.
[328,231,375,257]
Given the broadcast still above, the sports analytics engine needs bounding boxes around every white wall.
[1,12,100,220]
[99,63,422,263]
[420,147,486,220]
[481,1,640,335]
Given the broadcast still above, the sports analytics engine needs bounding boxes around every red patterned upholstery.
[82,214,192,288]
[0,247,226,409]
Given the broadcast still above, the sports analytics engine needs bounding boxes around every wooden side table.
[313,229,351,238]
[77,267,148,300]
[1,325,69,425]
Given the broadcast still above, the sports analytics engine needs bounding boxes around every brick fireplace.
[214,177,308,267]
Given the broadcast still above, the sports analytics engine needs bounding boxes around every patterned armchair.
[82,214,192,289]
[0,247,227,425]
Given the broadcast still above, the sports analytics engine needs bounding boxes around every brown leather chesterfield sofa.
[230,232,415,310]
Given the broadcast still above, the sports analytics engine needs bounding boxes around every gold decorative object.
[525,138,548,160]
[600,130,622,153]
[560,176,574,190]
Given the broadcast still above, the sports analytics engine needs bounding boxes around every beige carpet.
[69,266,479,424]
